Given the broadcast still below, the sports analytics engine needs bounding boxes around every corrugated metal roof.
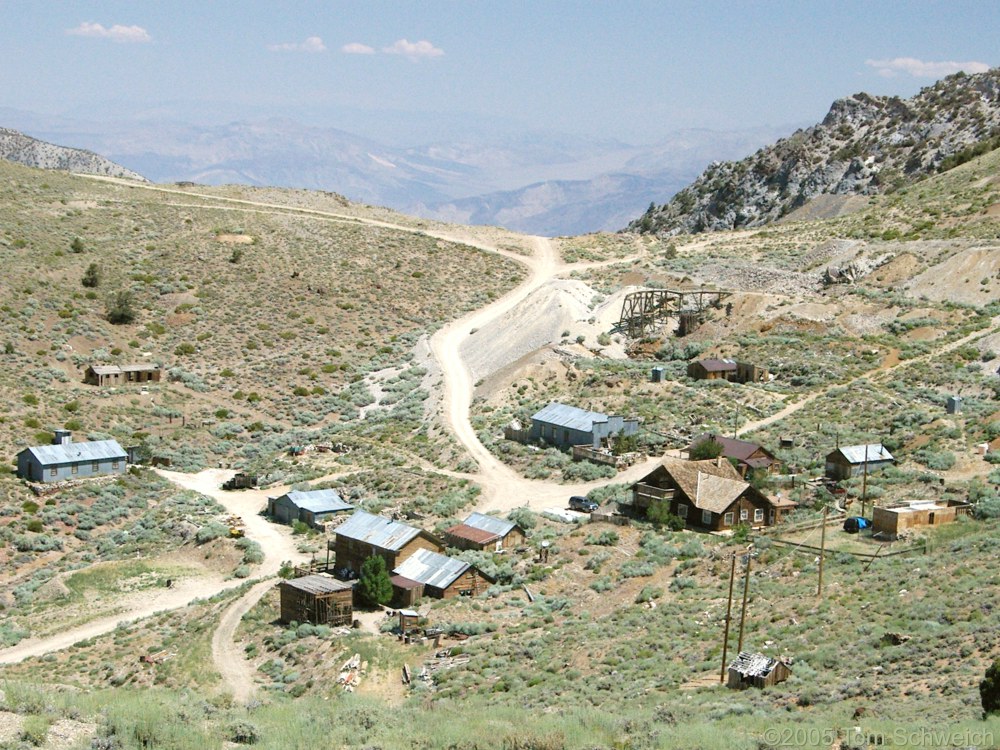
[834,444,894,464]
[120,363,158,372]
[284,489,354,514]
[445,524,499,545]
[336,510,421,551]
[281,574,352,595]
[531,402,607,432]
[89,365,121,375]
[24,439,127,466]
[393,548,470,590]
[729,651,780,677]
[463,512,516,537]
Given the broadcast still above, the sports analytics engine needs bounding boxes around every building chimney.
[53,429,72,446]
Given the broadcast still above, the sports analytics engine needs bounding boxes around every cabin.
[331,510,443,577]
[84,363,161,386]
[727,651,792,690]
[390,548,491,607]
[825,444,895,480]
[443,512,525,552]
[16,431,127,483]
[629,456,796,530]
[268,489,354,529]
[872,499,972,540]
[686,434,779,476]
[528,402,639,450]
[278,575,353,626]
[687,359,768,383]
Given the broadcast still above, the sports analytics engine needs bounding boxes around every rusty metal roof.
[393,549,470,590]
[280,574,352,595]
[695,358,737,372]
[445,524,499,545]
[336,510,422,551]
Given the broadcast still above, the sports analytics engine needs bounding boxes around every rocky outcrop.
[0,127,146,181]
[629,69,1000,236]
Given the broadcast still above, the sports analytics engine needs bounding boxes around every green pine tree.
[357,555,393,606]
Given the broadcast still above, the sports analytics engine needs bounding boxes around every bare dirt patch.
[215,234,254,244]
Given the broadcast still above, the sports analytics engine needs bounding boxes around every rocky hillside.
[0,127,146,181]
[629,68,1000,235]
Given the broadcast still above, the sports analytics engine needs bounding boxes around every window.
[92,462,100,472]
[754,508,764,523]
[724,512,734,526]
[739,508,748,521]
[701,509,713,526]
[677,504,688,519]
[769,510,776,524]
[111,461,120,469]
[49,467,58,478]
[71,464,78,474]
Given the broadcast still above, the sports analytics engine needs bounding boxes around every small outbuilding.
[268,489,354,529]
[443,512,525,552]
[727,651,792,690]
[686,434,780,476]
[16,431,127,483]
[824,443,895,480]
[278,574,353,626]
[390,548,491,607]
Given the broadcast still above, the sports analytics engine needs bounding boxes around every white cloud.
[267,36,327,53]
[342,42,375,55]
[865,57,991,79]
[67,22,151,43]
[382,38,444,61]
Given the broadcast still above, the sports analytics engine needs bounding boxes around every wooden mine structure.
[616,289,731,338]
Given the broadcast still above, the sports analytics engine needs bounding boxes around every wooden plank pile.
[337,653,364,692]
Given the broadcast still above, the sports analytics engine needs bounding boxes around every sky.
[1,1,997,146]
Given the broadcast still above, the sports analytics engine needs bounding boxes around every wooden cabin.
[278,575,353,626]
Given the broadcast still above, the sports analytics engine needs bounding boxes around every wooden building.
[686,434,780,476]
[390,548,491,607]
[527,402,639,450]
[727,652,791,690]
[331,510,443,577]
[268,489,354,529]
[687,359,768,384]
[825,444,895,480]
[872,499,972,540]
[84,363,161,386]
[443,512,525,552]
[16,431,127,483]
[278,575,353,626]
[629,456,796,531]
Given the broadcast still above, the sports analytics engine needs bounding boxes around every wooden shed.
[84,363,161,386]
[331,510,443,577]
[727,651,791,689]
[443,512,526,552]
[825,443,894,480]
[390,548,491,607]
[278,575,353,626]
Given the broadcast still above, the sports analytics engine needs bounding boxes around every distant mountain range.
[0,127,145,181]
[629,68,1000,235]
[0,108,784,235]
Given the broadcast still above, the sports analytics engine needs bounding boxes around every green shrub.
[195,522,228,544]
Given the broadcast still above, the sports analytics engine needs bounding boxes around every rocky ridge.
[629,68,1000,235]
[0,127,146,181]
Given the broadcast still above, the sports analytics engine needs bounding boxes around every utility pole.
[733,405,740,439]
[817,505,828,598]
[720,553,737,683]
[736,545,753,654]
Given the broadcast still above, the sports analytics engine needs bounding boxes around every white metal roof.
[283,489,354,514]
[833,443,894,464]
[393,548,470,590]
[23,439,127,466]
[531,402,608,432]
[336,510,422,551]
[463,512,516,537]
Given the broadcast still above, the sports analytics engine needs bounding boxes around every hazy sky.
[2,1,996,145]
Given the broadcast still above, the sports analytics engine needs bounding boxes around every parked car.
[568,496,598,513]
[843,516,871,534]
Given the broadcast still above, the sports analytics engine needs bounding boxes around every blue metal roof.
[463,512,516,537]
[336,510,422,551]
[283,489,354,514]
[531,402,607,432]
[393,548,470,589]
[24,439,127,466]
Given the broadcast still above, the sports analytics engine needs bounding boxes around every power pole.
[736,546,753,654]
[861,444,870,517]
[720,553,737,683]
[817,505,828,598]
